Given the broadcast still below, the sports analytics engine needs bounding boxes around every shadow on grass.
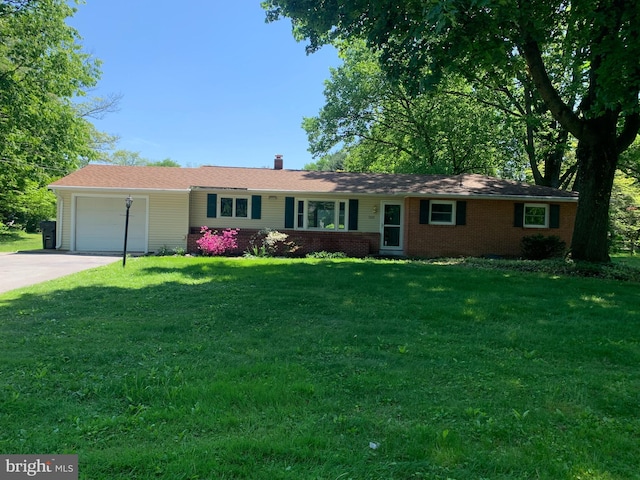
[1,258,639,478]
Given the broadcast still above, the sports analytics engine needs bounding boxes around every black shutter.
[297,201,304,228]
[514,203,524,227]
[207,194,217,218]
[456,201,467,225]
[348,199,358,230]
[419,199,430,224]
[550,204,560,228]
[251,195,262,219]
[284,196,295,228]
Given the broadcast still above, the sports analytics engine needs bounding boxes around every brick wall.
[188,227,380,257]
[404,198,577,258]
[187,198,577,259]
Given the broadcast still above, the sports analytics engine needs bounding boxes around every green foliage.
[263,0,640,262]
[0,0,102,225]
[1,256,639,478]
[148,158,180,167]
[609,172,640,255]
[434,256,640,283]
[303,40,521,176]
[306,250,347,259]
[303,151,346,171]
[155,245,187,256]
[520,234,567,260]
[619,137,640,181]
[10,179,56,232]
[245,228,298,257]
[97,149,181,167]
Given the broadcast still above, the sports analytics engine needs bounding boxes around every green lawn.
[612,253,640,269]
[1,256,639,479]
[0,231,42,252]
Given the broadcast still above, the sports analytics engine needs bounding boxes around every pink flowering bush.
[196,227,239,256]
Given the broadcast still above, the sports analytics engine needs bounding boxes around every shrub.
[306,251,347,259]
[521,234,566,260]
[197,227,238,256]
[155,245,187,256]
[245,228,298,257]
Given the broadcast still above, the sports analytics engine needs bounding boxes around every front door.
[380,202,403,254]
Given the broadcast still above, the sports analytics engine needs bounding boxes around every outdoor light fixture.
[123,195,133,267]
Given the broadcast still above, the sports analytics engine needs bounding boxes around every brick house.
[49,158,578,258]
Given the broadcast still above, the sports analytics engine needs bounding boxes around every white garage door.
[75,196,147,252]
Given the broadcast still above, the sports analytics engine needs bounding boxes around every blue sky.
[69,1,340,170]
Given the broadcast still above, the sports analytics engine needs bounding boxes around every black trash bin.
[40,221,56,249]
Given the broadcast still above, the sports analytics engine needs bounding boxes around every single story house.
[48,158,579,258]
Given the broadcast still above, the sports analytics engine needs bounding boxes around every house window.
[429,200,456,225]
[524,204,548,228]
[220,196,249,218]
[299,200,349,230]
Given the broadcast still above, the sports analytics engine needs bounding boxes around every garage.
[74,196,147,252]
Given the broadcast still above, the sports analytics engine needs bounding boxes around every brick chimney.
[274,154,283,170]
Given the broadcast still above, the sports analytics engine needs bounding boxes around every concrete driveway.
[0,251,120,294]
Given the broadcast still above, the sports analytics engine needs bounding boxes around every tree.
[304,151,346,171]
[303,40,524,176]
[0,0,101,227]
[609,172,640,255]
[150,158,181,167]
[619,137,640,181]
[98,150,180,167]
[263,0,640,262]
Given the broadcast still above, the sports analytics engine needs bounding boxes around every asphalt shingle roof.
[49,165,578,200]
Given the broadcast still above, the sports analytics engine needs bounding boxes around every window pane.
[236,198,248,217]
[525,206,546,226]
[338,202,346,230]
[384,226,401,247]
[384,205,401,225]
[220,197,233,217]
[431,203,453,223]
[308,201,336,229]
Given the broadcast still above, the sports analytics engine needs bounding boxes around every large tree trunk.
[571,120,619,262]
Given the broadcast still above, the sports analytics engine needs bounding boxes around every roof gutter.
[48,186,191,194]
[404,193,579,202]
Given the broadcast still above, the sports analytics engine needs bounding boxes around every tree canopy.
[0,0,101,228]
[264,0,640,262]
[304,40,527,176]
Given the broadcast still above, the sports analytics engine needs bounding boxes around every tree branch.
[617,113,640,154]
[519,39,585,140]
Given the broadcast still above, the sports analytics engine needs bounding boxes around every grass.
[0,256,639,479]
[612,252,640,269]
[0,231,42,252]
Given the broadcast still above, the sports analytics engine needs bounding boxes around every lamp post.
[123,195,133,267]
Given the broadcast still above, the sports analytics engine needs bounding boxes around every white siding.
[148,192,190,252]
[52,189,189,253]
[189,190,400,233]
[56,191,73,250]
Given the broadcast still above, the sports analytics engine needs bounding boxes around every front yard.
[0,256,639,479]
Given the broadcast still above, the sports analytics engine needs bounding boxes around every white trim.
[429,200,456,225]
[218,194,251,219]
[523,203,549,228]
[71,193,150,252]
[380,201,404,253]
[296,198,349,231]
